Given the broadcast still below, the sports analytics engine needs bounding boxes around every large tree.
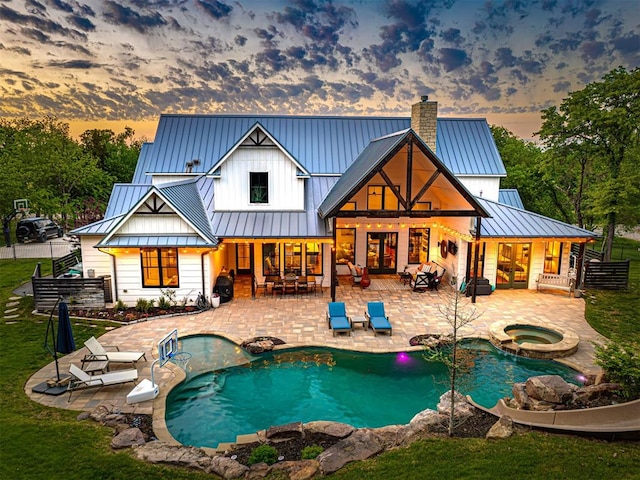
[0,117,113,227]
[537,67,640,260]
[80,127,142,183]
[491,126,570,221]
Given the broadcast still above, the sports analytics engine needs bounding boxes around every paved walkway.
[25,278,607,423]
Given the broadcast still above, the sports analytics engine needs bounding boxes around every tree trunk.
[604,213,616,261]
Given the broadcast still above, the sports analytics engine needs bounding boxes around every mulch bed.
[68,306,202,323]
[224,408,498,466]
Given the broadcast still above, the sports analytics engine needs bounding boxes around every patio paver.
[25,279,607,439]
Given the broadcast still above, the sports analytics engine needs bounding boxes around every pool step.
[214,443,234,454]
[235,432,261,445]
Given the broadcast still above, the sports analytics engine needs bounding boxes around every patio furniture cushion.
[84,336,147,365]
[327,301,351,336]
[365,301,392,335]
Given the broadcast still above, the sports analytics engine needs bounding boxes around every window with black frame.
[408,228,429,264]
[141,248,179,287]
[336,228,355,265]
[263,243,280,275]
[284,243,302,275]
[305,242,323,274]
[250,172,269,204]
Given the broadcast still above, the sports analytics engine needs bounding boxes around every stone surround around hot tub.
[489,319,579,360]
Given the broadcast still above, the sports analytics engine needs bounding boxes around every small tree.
[424,284,482,436]
[594,338,640,400]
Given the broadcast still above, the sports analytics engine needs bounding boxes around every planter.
[211,295,220,308]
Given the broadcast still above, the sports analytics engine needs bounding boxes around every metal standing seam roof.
[131,142,154,184]
[498,189,525,209]
[140,114,505,177]
[104,184,152,218]
[437,119,506,176]
[71,215,124,235]
[97,235,214,248]
[210,176,335,238]
[478,198,597,239]
[157,180,216,242]
[318,129,489,219]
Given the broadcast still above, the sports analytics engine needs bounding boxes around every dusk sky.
[1,0,639,141]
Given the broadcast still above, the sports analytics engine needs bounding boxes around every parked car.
[16,217,64,243]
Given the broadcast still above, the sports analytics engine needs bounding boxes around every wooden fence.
[52,249,81,278]
[583,260,630,290]
[31,262,112,311]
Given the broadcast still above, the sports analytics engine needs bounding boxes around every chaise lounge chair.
[365,301,393,336]
[326,301,352,336]
[84,336,147,365]
[67,364,138,401]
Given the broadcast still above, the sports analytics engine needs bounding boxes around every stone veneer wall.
[411,99,437,152]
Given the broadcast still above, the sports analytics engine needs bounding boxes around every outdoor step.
[6,301,19,307]
[4,308,18,313]
[3,315,19,319]
[9,296,21,301]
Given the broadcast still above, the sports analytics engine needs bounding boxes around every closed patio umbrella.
[32,297,76,395]
[56,300,75,354]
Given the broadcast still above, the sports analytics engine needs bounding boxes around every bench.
[536,273,574,297]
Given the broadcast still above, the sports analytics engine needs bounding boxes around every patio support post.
[331,217,337,302]
[471,217,482,304]
[574,242,586,292]
[249,243,255,299]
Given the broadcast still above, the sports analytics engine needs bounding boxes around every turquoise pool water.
[165,335,582,448]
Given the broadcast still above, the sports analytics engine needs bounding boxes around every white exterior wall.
[120,215,197,235]
[79,236,113,278]
[457,176,501,201]
[214,147,304,211]
[113,250,205,307]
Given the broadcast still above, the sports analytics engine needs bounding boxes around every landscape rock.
[133,442,212,470]
[437,390,475,418]
[304,421,354,439]
[511,383,531,408]
[102,413,128,427]
[371,424,403,449]
[209,455,250,479]
[486,416,514,439]
[89,404,112,422]
[525,375,574,404]
[317,429,384,474]
[245,462,270,479]
[266,421,304,441]
[111,428,146,449]
[244,340,275,354]
[271,460,320,480]
[573,383,623,406]
[76,411,90,421]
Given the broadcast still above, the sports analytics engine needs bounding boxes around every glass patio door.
[496,243,530,289]
[366,232,397,274]
[235,244,251,274]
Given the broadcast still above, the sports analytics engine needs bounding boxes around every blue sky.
[1,0,638,140]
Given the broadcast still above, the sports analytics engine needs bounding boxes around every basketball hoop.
[169,351,192,372]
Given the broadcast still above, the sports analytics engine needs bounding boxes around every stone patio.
[25,276,608,444]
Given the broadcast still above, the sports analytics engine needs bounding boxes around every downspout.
[201,250,209,299]
[331,217,337,302]
[471,217,482,304]
[101,249,118,303]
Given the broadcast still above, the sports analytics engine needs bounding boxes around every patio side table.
[351,315,369,331]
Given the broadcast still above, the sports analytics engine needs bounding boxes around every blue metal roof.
[498,189,525,209]
[211,177,335,238]
[478,198,596,239]
[104,184,151,218]
[97,235,214,248]
[71,215,124,235]
[318,129,489,219]
[157,180,216,242]
[437,119,506,176]
[131,142,154,184]
[141,115,505,177]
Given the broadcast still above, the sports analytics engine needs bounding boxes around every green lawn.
[1,255,639,480]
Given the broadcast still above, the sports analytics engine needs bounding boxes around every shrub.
[301,445,323,459]
[247,444,278,465]
[135,298,154,313]
[160,288,177,307]
[157,296,171,309]
[594,338,640,400]
[114,299,127,311]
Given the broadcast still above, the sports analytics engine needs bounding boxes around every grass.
[1,255,639,480]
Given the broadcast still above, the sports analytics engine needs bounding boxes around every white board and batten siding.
[457,176,501,202]
[113,251,206,306]
[214,147,305,211]
[120,214,197,235]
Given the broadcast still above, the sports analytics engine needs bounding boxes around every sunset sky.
[1,0,638,141]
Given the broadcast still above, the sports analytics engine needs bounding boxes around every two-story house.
[72,98,596,305]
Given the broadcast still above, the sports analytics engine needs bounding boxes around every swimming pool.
[165,335,582,448]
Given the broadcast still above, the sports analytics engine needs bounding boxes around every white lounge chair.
[68,364,138,401]
[84,336,147,365]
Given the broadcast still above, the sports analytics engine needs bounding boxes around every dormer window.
[250,172,269,204]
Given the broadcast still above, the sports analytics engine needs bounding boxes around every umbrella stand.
[32,297,72,396]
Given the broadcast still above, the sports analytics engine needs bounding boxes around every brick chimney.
[411,96,437,152]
